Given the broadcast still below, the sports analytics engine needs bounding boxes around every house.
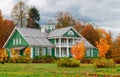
[3,26,98,58]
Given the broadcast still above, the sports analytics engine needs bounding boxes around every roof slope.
[83,39,95,48]
[48,27,73,37]
[16,28,55,47]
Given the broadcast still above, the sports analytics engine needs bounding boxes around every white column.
[55,39,56,45]
[55,47,56,57]
[59,38,61,57]
[30,47,33,58]
[73,38,75,45]
[67,38,69,57]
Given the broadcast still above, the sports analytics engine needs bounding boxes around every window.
[68,30,74,35]
[16,39,18,45]
[86,49,90,57]
[56,39,59,45]
[19,38,21,44]
[62,48,67,57]
[91,49,93,57]
[35,47,39,56]
[56,48,59,57]
[42,48,46,56]
[69,39,73,46]
[47,47,51,55]
[61,39,66,46]
[13,39,15,45]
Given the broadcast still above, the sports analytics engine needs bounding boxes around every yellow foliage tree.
[71,41,85,60]
[11,48,19,58]
[96,38,110,58]
[0,49,8,62]
[24,47,31,56]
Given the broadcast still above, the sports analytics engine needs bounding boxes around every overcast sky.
[0,0,120,37]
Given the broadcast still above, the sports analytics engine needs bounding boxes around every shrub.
[81,58,93,64]
[93,58,115,68]
[113,58,120,64]
[32,55,58,63]
[9,56,31,63]
[9,56,19,63]
[56,57,80,67]
[17,56,31,63]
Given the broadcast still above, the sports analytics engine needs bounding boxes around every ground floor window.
[42,48,46,56]
[56,48,59,57]
[35,47,39,56]
[86,49,90,57]
[47,47,51,56]
[62,48,67,57]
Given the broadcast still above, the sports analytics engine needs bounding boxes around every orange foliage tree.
[96,38,110,58]
[111,34,120,58]
[97,28,113,58]
[81,24,100,46]
[0,10,15,48]
[71,41,85,60]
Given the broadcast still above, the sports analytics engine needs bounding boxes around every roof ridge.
[16,27,41,31]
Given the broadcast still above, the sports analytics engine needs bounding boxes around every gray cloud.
[0,0,120,37]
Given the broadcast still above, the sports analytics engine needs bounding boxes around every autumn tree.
[55,12,83,33]
[97,28,113,58]
[27,6,40,28]
[96,38,110,58]
[11,1,29,27]
[71,41,85,60]
[97,28,112,45]
[81,24,100,46]
[0,10,15,48]
[24,47,31,56]
[56,12,75,28]
[0,49,8,64]
[111,34,120,58]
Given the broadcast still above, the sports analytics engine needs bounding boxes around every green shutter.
[93,49,98,57]
[33,47,35,58]
[51,48,55,56]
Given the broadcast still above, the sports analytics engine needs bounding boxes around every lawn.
[0,63,120,77]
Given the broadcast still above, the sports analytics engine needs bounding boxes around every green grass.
[0,63,120,77]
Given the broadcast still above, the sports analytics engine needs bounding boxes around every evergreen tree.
[27,6,40,28]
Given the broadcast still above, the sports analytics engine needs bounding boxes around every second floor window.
[13,38,22,45]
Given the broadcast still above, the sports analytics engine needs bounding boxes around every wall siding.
[5,30,29,48]
[49,39,55,44]
[85,48,98,58]
[51,48,55,56]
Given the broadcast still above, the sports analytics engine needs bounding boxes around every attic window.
[68,30,74,35]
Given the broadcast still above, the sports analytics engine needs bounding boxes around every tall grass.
[0,63,120,77]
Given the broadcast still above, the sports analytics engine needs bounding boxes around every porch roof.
[13,46,25,50]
